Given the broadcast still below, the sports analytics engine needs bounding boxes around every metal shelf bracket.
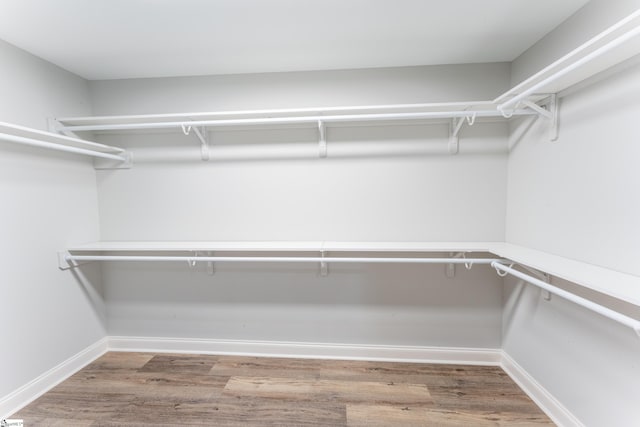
[318,120,327,158]
[319,250,328,276]
[449,113,476,154]
[181,123,210,160]
[521,94,559,142]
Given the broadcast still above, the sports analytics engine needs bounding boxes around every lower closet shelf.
[60,240,640,306]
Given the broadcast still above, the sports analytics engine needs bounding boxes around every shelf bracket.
[522,100,553,119]
[504,262,553,300]
[192,126,210,161]
[206,251,215,275]
[522,95,559,142]
[542,274,552,301]
[448,119,462,154]
[94,151,134,170]
[318,120,327,158]
[319,250,328,276]
[445,252,457,278]
[449,113,475,155]
[48,118,81,140]
[548,94,559,142]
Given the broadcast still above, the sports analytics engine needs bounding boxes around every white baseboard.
[0,337,108,419]
[108,336,502,365]
[500,351,584,427]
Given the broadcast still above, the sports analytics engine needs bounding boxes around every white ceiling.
[0,0,589,80]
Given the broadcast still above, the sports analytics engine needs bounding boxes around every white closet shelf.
[53,102,538,134]
[62,241,640,308]
[49,10,640,140]
[0,121,130,162]
[66,240,497,253]
[490,243,640,308]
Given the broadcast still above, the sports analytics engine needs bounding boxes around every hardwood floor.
[12,352,553,426]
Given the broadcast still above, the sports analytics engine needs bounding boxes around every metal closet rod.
[491,262,640,337]
[0,133,127,161]
[65,254,503,265]
[57,109,538,132]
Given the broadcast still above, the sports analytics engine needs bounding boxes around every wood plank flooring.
[12,352,553,426]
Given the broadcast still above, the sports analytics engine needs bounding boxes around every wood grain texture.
[223,376,433,404]
[347,405,553,426]
[11,352,553,426]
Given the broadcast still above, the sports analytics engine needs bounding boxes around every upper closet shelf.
[53,101,538,134]
[495,9,640,112]
[51,10,640,139]
[0,122,130,164]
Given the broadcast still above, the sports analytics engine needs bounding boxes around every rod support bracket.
[319,250,328,276]
[445,252,457,278]
[191,126,210,161]
[94,150,134,170]
[542,273,552,301]
[548,94,559,142]
[448,119,461,154]
[318,120,327,158]
[48,117,82,139]
[521,94,559,142]
[206,251,215,275]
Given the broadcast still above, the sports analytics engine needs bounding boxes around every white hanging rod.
[497,10,640,111]
[492,262,640,337]
[65,254,502,265]
[57,109,538,132]
[0,132,128,162]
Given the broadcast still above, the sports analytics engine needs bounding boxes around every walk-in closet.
[1,1,639,426]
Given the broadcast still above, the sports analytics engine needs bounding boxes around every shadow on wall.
[94,122,509,164]
[92,260,503,307]
[70,262,107,327]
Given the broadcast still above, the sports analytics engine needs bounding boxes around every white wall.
[507,60,640,275]
[90,64,509,347]
[0,40,105,404]
[504,2,640,425]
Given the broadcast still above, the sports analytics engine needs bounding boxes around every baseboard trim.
[500,351,584,427]
[0,337,108,419]
[108,336,502,365]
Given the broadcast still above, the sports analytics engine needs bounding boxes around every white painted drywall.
[507,60,640,276]
[0,39,105,404]
[90,64,509,347]
[503,276,640,426]
[504,2,640,425]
